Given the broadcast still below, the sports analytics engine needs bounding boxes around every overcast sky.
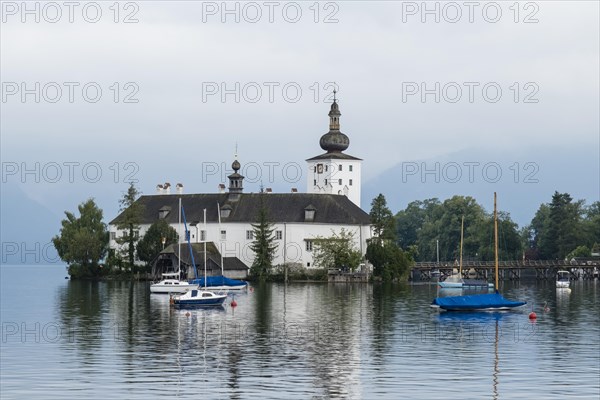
[1,1,599,229]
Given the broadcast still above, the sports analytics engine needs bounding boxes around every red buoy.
[231,299,237,307]
[529,312,537,320]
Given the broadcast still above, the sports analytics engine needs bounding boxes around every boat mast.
[218,202,223,276]
[494,192,499,291]
[204,208,207,288]
[178,197,182,280]
[459,215,464,276]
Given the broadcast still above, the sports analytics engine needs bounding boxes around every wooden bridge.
[411,259,600,281]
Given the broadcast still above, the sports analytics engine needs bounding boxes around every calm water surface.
[1,266,599,399]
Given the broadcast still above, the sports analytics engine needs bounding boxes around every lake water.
[1,265,599,399]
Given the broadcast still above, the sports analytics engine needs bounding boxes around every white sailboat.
[151,198,198,294]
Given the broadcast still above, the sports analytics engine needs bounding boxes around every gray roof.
[306,152,362,161]
[159,242,249,271]
[109,193,370,225]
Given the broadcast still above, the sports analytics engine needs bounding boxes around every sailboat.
[431,193,526,311]
[150,198,198,294]
[188,202,248,291]
[171,208,227,307]
[438,216,494,289]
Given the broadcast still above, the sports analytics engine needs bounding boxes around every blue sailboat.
[431,193,526,312]
[171,207,227,307]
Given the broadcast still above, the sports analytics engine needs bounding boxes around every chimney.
[156,184,164,194]
[265,188,272,193]
[176,183,183,195]
[164,182,171,195]
[291,188,298,193]
[218,184,226,193]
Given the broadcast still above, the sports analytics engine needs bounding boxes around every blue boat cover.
[189,275,248,287]
[432,292,526,311]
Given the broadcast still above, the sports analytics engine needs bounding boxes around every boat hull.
[171,289,227,307]
[556,281,570,288]
[150,280,198,294]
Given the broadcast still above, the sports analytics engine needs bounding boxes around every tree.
[396,198,440,250]
[136,219,179,265]
[312,228,362,271]
[366,241,412,280]
[52,199,109,278]
[249,196,278,280]
[370,194,396,242]
[537,192,583,259]
[115,183,144,270]
[566,245,591,259]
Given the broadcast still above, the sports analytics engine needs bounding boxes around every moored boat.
[432,193,526,312]
[170,289,227,307]
[556,270,570,288]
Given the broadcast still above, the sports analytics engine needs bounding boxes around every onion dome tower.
[306,91,362,207]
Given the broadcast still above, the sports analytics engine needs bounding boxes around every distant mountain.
[1,183,61,265]
[362,143,599,227]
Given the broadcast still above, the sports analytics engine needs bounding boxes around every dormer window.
[158,206,171,219]
[220,204,232,219]
[304,205,316,222]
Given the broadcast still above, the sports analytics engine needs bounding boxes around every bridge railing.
[412,260,598,269]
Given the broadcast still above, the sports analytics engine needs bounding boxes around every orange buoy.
[529,312,537,320]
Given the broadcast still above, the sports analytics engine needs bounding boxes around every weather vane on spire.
[333,89,337,103]
[235,142,238,159]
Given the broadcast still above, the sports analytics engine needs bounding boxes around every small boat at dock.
[556,270,570,288]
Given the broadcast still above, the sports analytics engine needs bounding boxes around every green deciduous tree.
[395,195,522,262]
[136,219,179,265]
[116,183,144,270]
[249,196,278,280]
[312,228,362,271]
[52,199,109,278]
[366,241,412,280]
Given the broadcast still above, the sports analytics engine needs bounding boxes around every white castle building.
[108,98,371,277]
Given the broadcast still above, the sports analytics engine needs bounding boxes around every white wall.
[109,220,372,268]
[306,159,362,207]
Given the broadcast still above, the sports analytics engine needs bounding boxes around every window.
[220,208,231,218]
[338,179,342,185]
[325,165,328,172]
[349,179,353,186]
[314,179,316,186]
[314,166,316,173]
[307,262,311,267]
[246,230,254,240]
[220,230,226,240]
[324,179,328,185]
[185,231,190,241]
[200,230,206,241]
[338,164,342,171]
[110,232,116,240]
[306,240,313,251]
[349,165,353,172]
[275,230,282,240]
